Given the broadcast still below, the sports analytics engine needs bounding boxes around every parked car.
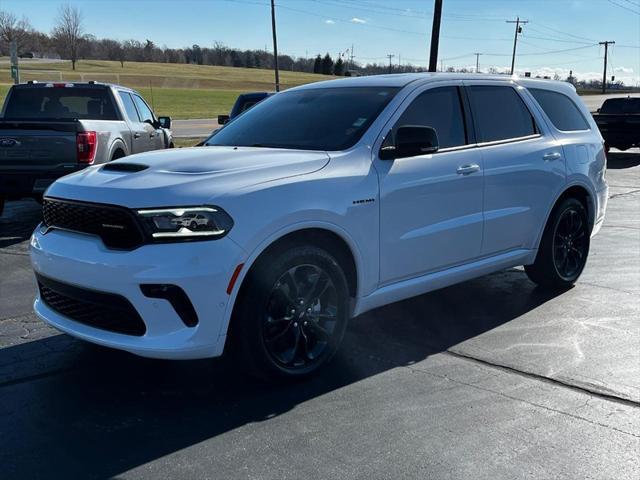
[18,52,34,59]
[592,96,640,152]
[30,74,608,381]
[0,81,173,216]
[217,92,272,126]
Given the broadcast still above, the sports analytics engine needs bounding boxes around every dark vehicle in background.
[593,96,640,152]
[0,81,173,216]
[217,91,272,125]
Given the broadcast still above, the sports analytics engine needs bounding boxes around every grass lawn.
[0,59,333,119]
[172,137,206,148]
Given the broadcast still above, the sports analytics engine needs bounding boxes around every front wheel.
[525,198,590,289]
[232,245,350,381]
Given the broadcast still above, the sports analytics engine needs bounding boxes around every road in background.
[0,151,638,479]
[170,93,635,138]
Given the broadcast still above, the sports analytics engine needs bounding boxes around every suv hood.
[46,146,330,207]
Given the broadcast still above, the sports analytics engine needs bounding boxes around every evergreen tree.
[313,54,322,74]
[321,53,334,75]
[334,57,344,76]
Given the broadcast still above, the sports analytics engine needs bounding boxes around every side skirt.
[353,248,536,317]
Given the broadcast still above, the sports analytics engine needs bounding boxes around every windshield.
[600,98,640,114]
[3,87,118,120]
[206,86,399,151]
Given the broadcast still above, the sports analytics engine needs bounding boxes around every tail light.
[76,131,97,164]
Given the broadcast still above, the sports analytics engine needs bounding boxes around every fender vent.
[102,163,148,172]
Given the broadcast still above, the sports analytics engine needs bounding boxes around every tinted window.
[4,87,118,120]
[207,87,399,151]
[467,86,537,142]
[389,86,467,149]
[119,92,140,122]
[600,98,640,114]
[529,88,589,131]
[132,95,155,123]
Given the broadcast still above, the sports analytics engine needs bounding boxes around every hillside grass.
[0,59,333,118]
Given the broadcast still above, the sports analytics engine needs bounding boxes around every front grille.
[43,197,146,249]
[37,274,146,336]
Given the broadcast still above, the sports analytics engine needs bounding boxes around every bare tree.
[0,10,32,54]
[52,4,84,70]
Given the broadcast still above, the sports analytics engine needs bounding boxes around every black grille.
[43,197,146,249]
[37,274,146,336]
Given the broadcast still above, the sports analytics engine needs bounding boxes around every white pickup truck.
[0,81,173,215]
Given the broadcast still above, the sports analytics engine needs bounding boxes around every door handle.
[133,132,141,139]
[456,164,480,175]
[149,132,156,138]
[543,152,562,161]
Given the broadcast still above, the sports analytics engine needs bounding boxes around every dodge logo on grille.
[101,223,126,230]
[0,138,20,148]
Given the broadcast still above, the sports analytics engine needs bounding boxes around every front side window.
[386,86,467,150]
[529,88,589,131]
[118,92,140,122]
[206,87,399,151]
[132,95,155,124]
[467,86,537,143]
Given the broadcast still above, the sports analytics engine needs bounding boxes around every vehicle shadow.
[0,199,42,249]
[1,268,564,479]
[607,149,640,169]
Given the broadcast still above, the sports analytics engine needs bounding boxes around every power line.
[607,0,640,14]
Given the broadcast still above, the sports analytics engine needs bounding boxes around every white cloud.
[614,66,634,74]
[350,17,366,24]
[325,19,335,25]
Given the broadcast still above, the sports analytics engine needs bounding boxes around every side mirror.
[380,125,439,160]
[218,114,230,125]
[596,108,601,113]
[158,116,171,129]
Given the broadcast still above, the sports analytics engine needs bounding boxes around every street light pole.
[270,0,280,92]
[428,0,443,72]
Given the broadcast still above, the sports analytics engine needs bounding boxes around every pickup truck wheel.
[233,245,350,382]
[111,149,126,161]
[615,145,631,152]
[525,198,589,289]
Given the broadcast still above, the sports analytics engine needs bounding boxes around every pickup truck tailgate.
[0,121,79,195]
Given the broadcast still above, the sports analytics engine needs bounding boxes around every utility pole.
[350,44,354,71]
[506,17,528,75]
[474,52,482,73]
[386,54,395,74]
[428,0,443,72]
[270,0,280,92]
[599,41,615,94]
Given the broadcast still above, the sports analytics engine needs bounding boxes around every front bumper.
[30,226,246,359]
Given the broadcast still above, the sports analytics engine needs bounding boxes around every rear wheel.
[232,245,350,381]
[525,197,590,289]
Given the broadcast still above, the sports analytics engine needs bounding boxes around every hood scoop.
[102,163,149,173]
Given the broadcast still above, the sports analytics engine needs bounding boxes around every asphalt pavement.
[0,150,638,479]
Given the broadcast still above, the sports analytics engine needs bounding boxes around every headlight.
[136,206,233,241]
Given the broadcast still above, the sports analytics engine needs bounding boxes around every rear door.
[132,94,164,151]
[117,91,148,154]
[464,81,566,255]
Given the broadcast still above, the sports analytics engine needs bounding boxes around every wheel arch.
[220,222,363,342]
[108,139,128,161]
[534,182,595,250]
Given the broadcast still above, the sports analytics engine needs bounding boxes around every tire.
[189,220,198,230]
[232,244,350,382]
[616,145,631,152]
[525,197,590,289]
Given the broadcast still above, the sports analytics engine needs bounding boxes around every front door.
[375,85,484,285]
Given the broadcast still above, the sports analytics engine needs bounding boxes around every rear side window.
[3,87,118,120]
[119,92,140,122]
[529,88,589,131]
[467,86,537,143]
[389,86,467,149]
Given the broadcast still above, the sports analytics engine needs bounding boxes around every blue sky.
[4,0,640,85]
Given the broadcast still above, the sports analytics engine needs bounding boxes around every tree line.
[0,5,426,77]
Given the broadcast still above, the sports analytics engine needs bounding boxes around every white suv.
[30,74,608,380]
